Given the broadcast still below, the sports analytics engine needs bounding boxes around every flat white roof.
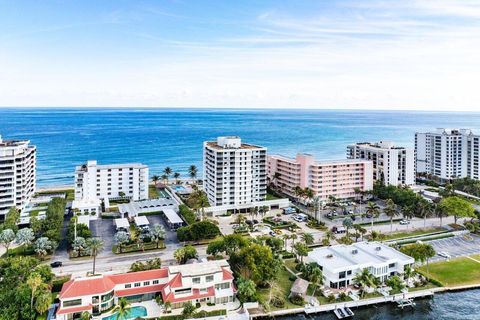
[168,259,230,276]
[308,242,414,272]
[134,215,150,226]
[114,218,130,229]
[162,208,183,224]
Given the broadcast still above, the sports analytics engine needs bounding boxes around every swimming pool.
[101,306,147,320]
[174,185,186,192]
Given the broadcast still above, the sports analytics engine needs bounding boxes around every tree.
[34,237,57,257]
[400,243,436,273]
[342,217,353,236]
[366,201,381,231]
[386,275,405,293]
[188,165,198,184]
[67,222,91,246]
[4,207,20,232]
[353,268,378,297]
[301,263,323,296]
[353,224,367,241]
[161,174,168,184]
[86,237,104,275]
[35,289,52,315]
[293,186,303,202]
[0,229,16,255]
[174,245,197,264]
[114,297,131,320]
[163,167,172,184]
[417,199,433,229]
[401,205,414,229]
[130,258,162,272]
[237,277,257,304]
[72,237,88,257]
[293,242,308,264]
[16,228,35,253]
[181,301,196,317]
[114,231,129,253]
[302,233,314,245]
[80,311,91,320]
[27,273,42,313]
[152,175,160,186]
[384,199,398,232]
[439,196,475,224]
[177,220,220,242]
[312,196,321,221]
[150,223,166,249]
[282,234,290,251]
[173,172,181,184]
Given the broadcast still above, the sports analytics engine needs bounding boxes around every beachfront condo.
[347,141,415,186]
[415,128,480,181]
[73,160,148,216]
[203,136,267,207]
[267,153,373,201]
[308,242,414,289]
[55,260,236,319]
[0,134,36,221]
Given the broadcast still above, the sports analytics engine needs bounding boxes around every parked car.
[438,251,451,259]
[50,261,63,268]
[399,219,410,225]
[253,219,259,224]
[269,231,276,237]
[332,226,346,234]
[245,220,253,226]
[347,210,354,215]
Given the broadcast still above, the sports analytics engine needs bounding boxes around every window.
[134,282,141,287]
[193,277,201,284]
[389,263,395,268]
[175,288,192,295]
[206,275,214,282]
[125,284,131,288]
[339,271,346,279]
[63,299,82,307]
[215,282,230,290]
[153,280,159,285]
[143,281,150,286]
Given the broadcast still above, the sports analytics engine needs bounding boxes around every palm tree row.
[293,186,315,204]
[151,165,199,186]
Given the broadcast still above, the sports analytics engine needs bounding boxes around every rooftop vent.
[375,246,382,251]
[326,254,334,259]
[352,249,358,255]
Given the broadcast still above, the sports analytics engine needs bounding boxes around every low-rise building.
[347,141,415,186]
[267,153,373,201]
[56,260,235,319]
[308,242,414,289]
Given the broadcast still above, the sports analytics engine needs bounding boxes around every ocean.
[1,108,480,187]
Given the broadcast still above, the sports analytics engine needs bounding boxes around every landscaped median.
[417,255,480,288]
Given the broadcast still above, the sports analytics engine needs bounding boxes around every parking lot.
[429,234,480,262]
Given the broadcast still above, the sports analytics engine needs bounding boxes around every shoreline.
[250,283,480,319]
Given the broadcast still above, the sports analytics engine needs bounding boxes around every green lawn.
[257,267,298,310]
[418,256,480,287]
[266,192,280,201]
[283,258,298,272]
[383,227,446,241]
[149,185,160,198]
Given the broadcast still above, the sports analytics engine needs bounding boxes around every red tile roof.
[163,286,215,303]
[115,284,166,297]
[222,268,234,280]
[169,273,183,288]
[59,277,116,299]
[56,304,92,315]
[109,268,168,284]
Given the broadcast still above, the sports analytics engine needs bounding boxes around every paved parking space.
[429,234,480,262]
[90,218,116,258]
[146,214,178,246]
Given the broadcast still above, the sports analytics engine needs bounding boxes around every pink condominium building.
[267,153,373,201]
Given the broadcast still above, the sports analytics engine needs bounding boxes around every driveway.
[146,214,178,246]
[429,234,480,262]
[90,218,116,258]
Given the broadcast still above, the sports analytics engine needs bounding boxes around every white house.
[308,242,414,289]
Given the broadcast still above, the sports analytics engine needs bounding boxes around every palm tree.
[27,274,42,313]
[152,175,160,186]
[163,167,172,184]
[384,199,398,232]
[114,298,131,320]
[401,205,414,230]
[303,188,315,206]
[302,233,314,245]
[282,234,290,251]
[290,234,298,253]
[293,186,303,202]
[417,199,433,229]
[366,201,381,231]
[188,165,198,184]
[86,237,104,275]
[312,196,321,222]
[173,172,181,184]
[271,172,281,188]
[353,268,378,297]
[161,174,168,184]
[80,311,91,320]
[250,206,258,220]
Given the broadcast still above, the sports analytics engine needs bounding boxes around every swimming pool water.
[174,186,186,191]
[101,306,147,320]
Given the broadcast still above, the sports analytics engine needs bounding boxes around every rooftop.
[0,135,32,148]
[168,259,230,277]
[76,160,147,171]
[351,141,407,150]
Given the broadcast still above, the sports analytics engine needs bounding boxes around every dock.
[397,298,416,309]
[333,307,354,319]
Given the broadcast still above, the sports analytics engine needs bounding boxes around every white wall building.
[203,136,267,207]
[308,242,414,289]
[347,141,415,186]
[415,128,480,180]
[0,135,36,221]
[73,160,148,215]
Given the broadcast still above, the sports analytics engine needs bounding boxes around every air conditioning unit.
[376,246,382,251]
[352,249,358,254]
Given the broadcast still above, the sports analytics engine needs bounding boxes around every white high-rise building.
[203,136,267,207]
[0,135,36,221]
[415,128,480,180]
[347,141,415,186]
[73,160,148,215]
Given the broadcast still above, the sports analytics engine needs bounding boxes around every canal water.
[262,289,480,320]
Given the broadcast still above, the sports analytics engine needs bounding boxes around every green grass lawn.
[266,192,280,201]
[149,185,160,198]
[257,267,298,310]
[383,227,446,240]
[418,256,480,287]
[283,258,298,272]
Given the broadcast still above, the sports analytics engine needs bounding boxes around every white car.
[438,251,451,259]
[399,219,410,225]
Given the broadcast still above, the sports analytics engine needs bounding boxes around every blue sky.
[1,0,480,110]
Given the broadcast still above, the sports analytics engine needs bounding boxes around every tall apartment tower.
[415,128,479,180]
[73,161,149,215]
[0,135,36,221]
[347,141,415,186]
[203,136,267,207]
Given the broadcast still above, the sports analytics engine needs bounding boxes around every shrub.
[177,221,220,242]
[289,295,304,306]
[178,204,196,225]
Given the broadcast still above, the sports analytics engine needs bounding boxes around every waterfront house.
[56,260,235,320]
[308,242,414,289]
